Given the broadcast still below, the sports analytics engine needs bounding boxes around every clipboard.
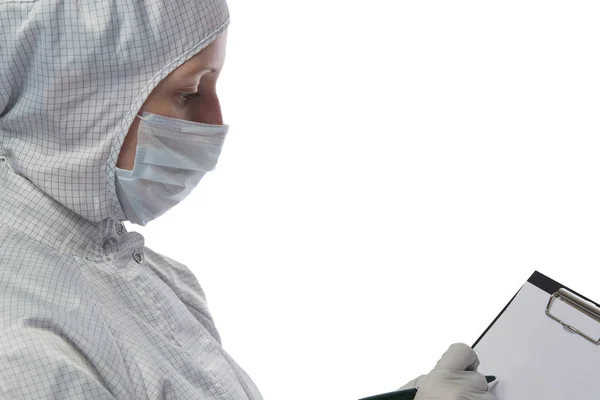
[358,271,600,400]
[473,271,600,399]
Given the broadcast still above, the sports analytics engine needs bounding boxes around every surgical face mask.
[115,111,229,226]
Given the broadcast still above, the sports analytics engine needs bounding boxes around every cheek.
[116,121,140,170]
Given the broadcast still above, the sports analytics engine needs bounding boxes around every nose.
[192,94,224,126]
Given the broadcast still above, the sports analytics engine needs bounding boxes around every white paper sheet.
[474,282,600,400]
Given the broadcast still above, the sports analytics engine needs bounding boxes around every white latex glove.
[398,343,497,400]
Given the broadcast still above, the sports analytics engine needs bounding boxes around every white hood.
[0,0,230,223]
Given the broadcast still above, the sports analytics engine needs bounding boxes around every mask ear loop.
[136,112,152,121]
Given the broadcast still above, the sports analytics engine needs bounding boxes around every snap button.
[133,252,143,263]
[116,222,125,235]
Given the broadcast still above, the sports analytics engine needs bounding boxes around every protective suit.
[0,0,262,399]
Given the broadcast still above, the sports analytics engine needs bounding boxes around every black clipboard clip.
[545,287,600,345]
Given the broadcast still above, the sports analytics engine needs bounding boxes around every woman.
[0,0,495,398]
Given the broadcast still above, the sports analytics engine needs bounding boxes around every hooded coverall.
[0,0,263,398]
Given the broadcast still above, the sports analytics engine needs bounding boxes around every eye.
[181,91,202,102]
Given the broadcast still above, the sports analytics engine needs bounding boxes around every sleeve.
[0,326,117,399]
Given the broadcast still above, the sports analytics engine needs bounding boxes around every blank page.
[474,281,600,400]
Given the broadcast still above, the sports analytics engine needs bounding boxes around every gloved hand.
[398,343,497,399]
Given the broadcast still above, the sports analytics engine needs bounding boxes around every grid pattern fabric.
[0,158,264,399]
[0,0,263,398]
[0,0,228,223]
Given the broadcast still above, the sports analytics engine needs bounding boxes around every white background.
[124,2,600,399]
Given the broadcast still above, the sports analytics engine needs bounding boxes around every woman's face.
[116,30,228,171]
